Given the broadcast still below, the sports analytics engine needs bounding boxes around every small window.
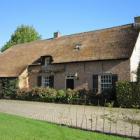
[93,74,115,93]
[45,58,50,66]
[42,76,50,87]
[42,76,54,88]
[101,75,112,91]
[74,43,82,50]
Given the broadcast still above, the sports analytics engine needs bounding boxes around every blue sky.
[0,0,140,47]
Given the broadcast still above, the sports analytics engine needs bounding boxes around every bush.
[116,81,140,108]
[16,88,83,104]
[39,88,57,102]
[66,89,79,104]
[16,88,35,100]
[15,87,115,106]
[0,78,18,99]
[1,84,118,106]
[17,87,58,102]
[56,90,66,103]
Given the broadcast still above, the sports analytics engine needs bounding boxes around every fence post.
[102,107,105,132]
[95,115,98,130]
[90,114,93,130]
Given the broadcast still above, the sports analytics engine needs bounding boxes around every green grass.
[0,113,130,140]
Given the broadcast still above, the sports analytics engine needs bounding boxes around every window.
[42,76,50,87]
[74,43,82,50]
[45,58,50,66]
[101,75,112,91]
[42,76,54,88]
[66,75,75,79]
[93,74,118,93]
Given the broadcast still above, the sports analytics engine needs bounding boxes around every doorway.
[66,79,74,89]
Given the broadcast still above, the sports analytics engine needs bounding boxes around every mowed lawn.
[0,113,131,140]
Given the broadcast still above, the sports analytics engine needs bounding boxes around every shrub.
[131,83,140,107]
[15,87,115,106]
[1,83,120,107]
[17,87,59,102]
[66,89,79,104]
[0,78,18,99]
[16,89,32,100]
[56,90,66,103]
[116,81,140,108]
[40,88,57,102]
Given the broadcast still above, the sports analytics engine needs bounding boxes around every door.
[66,79,74,89]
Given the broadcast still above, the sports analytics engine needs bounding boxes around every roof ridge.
[51,23,133,40]
[4,23,134,50]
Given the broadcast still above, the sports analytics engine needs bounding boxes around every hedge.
[15,87,113,105]
[2,78,140,108]
[116,81,140,108]
[0,78,18,99]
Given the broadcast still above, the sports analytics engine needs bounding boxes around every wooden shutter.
[37,76,42,87]
[112,74,118,88]
[112,74,118,99]
[49,75,54,88]
[93,75,98,93]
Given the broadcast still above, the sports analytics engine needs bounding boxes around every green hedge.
[16,88,80,104]
[0,78,18,99]
[116,81,140,108]
[16,87,111,105]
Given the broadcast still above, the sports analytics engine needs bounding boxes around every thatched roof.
[0,24,139,77]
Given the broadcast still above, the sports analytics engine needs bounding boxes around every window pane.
[43,76,51,87]
[101,74,112,91]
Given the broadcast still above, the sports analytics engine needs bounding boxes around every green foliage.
[57,89,66,98]
[116,81,140,108]
[15,87,114,105]
[1,25,41,52]
[57,89,66,102]
[105,101,114,107]
[0,78,18,99]
[16,87,76,103]
[137,62,140,83]
[66,89,79,103]
[38,88,57,102]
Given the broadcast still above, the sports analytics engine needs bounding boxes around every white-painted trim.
[42,76,51,87]
[130,32,140,82]
[98,75,101,93]
[98,73,112,93]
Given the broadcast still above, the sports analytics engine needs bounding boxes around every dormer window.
[40,55,53,67]
[45,57,50,66]
[74,43,82,50]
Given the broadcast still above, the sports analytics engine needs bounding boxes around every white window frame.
[42,76,50,87]
[45,57,50,67]
[100,74,112,92]
[97,74,112,93]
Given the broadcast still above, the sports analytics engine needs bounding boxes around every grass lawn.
[0,113,131,140]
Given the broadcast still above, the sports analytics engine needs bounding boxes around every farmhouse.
[0,17,140,94]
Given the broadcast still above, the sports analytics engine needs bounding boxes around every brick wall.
[19,59,130,90]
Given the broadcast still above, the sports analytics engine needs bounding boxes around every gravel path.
[0,99,140,138]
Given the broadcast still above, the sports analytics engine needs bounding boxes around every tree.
[1,25,41,52]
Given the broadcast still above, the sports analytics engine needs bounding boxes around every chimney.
[134,16,140,29]
[53,32,61,38]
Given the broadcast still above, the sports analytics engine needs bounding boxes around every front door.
[66,79,74,89]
